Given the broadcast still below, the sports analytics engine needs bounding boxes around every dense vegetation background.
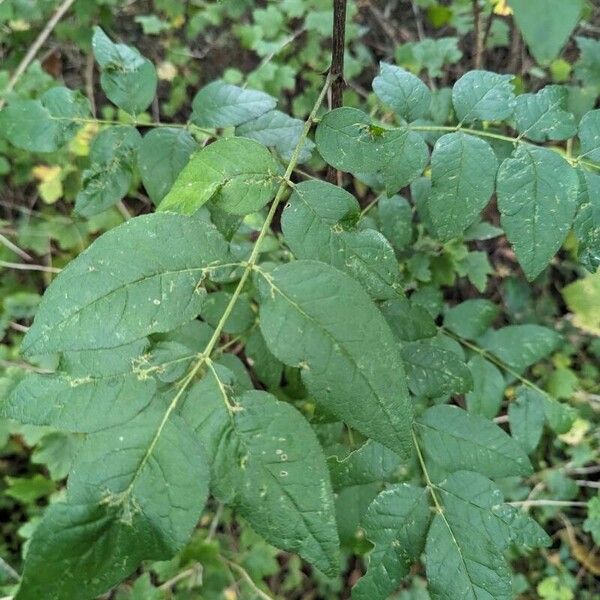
[0,1,599,598]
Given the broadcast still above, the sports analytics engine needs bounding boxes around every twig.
[0,233,32,261]
[509,500,588,508]
[0,556,20,582]
[0,260,61,273]
[116,201,132,220]
[0,0,77,110]
[326,0,347,185]
[222,558,274,600]
[472,0,483,69]
[411,1,425,41]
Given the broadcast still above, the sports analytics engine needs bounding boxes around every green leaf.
[509,386,546,453]
[200,291,255,335]
[427,133,498,239]
[191,80,276,128]
[92,27,157,115]
[159,137,282,215]
[184,381,340,576]
[514,85,576,142]
[244,329,283,388]
[540,391,577,434]
[509,0,584,65]
[452,70,515,123]
[138,127,197,205]
[3,341,155,432]
[425,471,513,600]
[22,213,230,356]
[400,338,472,398]
[258,260,413,458]
[353,485,431,600]
[573,170,600,272]
[376,194,413,251]
[578,109,600,163]
[574,37,600,90]
[444,299,499,340]
[16,408,208,600]
[372,62,431,122]
[415,405,532,477]
[380,296,437,342]
[328,440,401,490]
[315,108,429,194]
[465,355,505,419]
[496,145,579,280]
[281,180,402,299]
[563,270,600,336]
[0,87,89,152]
[74,126,142,217]
[236,109,314,162]
[478,324,561,374]
[583,496,600,546]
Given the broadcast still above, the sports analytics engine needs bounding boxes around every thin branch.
[222,558,274,600]
[510,500,588,508]
[0,260,61,273]
[472,0,483,69]
[0,557,20,582]
[0,233,32,261]
[327,0,347,184]
[0,0,77,110]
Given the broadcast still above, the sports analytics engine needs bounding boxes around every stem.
[0,557,20,582]
[408,124,600,172]
[0,260,61,274]
[327,0,347,184]
[0,0,77,110]
[509,500,588,508]
[412,431,444,514]
[472,0,483,69]
[222,558,274,600]
[120,73,333,500]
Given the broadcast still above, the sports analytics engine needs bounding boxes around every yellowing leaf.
[493,0,512,16]
[563,271,600,336]
[558,418,589,445]
[69,123,99,157]
[32,165,63,204]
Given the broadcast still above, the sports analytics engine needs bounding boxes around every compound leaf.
[281,180,402,300]
[160,137,282,215]
[415,405,532,477]
[22,213,230,356]
[258,260,413,458]
[92,27,157,115]
[496,145,579,280]
[138,127,197,205]
[465,355,505,419]
[427,132,498,240]
[191,80,276,128]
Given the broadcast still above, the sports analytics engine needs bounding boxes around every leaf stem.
[221,557,275,600]
[408,124,600,171]
[412,430,444,515]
